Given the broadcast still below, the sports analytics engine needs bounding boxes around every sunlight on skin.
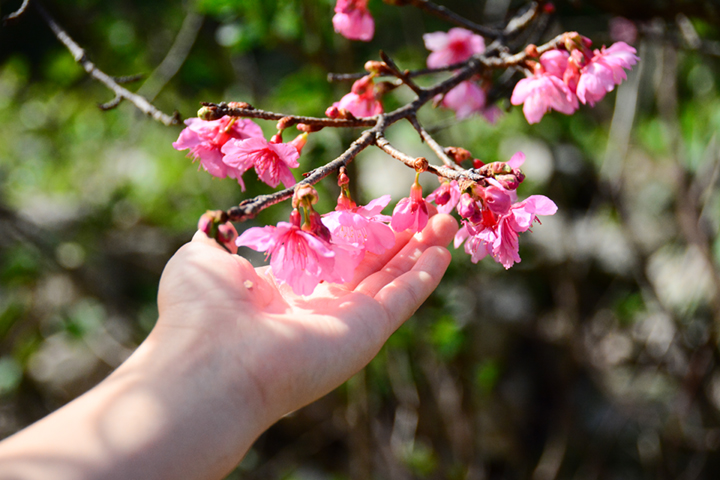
[0,214,458,480]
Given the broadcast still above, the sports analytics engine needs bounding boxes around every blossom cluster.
[171,4,643,296]
[330,3,639,126]
[224,148,554,295]
[173,116,304,190]
[511,37,639,124]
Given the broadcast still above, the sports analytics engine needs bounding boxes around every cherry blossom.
[330,75,383,118]
[438,81,490,120]
[427,180,461,214]
[172,116,263,188]
[457,192,557,269]
[221,136,300,189]
[423,27,485,68]
[391,181,430,233]
[237,219,336,296]
[333,0,374,42]
[576,42,639,106]
[322,194,395,256]
[510,59,578,124]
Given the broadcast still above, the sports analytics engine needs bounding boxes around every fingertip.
[191,230,238,254]
[417,213,459,246]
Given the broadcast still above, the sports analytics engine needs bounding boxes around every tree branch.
[2,0,30,24]
[34,1,181,126]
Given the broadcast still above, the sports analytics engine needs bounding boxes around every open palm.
[156,214,458,420]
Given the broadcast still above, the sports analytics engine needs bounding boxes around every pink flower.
[237,221,337,296]
[511,71,578,124]
[576,42,639,106]
[172,116,263,188]
[221,136,300,189]
[333,0,374,42]
[457,193,557,269]
[427,180,461,214]
[322,195,395,256]
[438,81,489,120]
[331,75,383,118]
[423,28,485,68]
[391,182,430,233]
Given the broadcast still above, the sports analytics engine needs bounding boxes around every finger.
[354,214,457,297]
[374,245,452,332]
[192,230,238,254]
[345,228,415,289]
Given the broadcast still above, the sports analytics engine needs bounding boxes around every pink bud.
[457,193,482,223]
[217,222,238,247]
[290,209,302,227]
[289,132,308,155]
[325,105,340,118]
[270,133,283,144]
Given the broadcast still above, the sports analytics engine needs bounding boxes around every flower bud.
[445,147,472,163]
[364,61,392,75]
[414,157,429,173]
[483,185,512,214]
[307,210,332,243]
[270,133,283,144]
[473,158,485,169]
[490,162,513,175]
[293,184,319,208]
[290,209,302,227]
[197,106,215,121]
[351,75,374,95]
[325,106,340,118]
[434,183,453,206]
[337,168,350,187]
[217,222,238,247]
[524,44,539,58]
[227,101,252,110]
[276,116,295,131]
[297,123,324,133]
[457,193,482,224]
[290,132,308,155]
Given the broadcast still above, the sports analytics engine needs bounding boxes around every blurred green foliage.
[3,0,720,478]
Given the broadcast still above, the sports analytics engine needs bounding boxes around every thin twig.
[379,51,424,95]
[411,119,460,170]
[219,30,566,221]
[204,102,377,128]
[405,0,501,39]
[137,11,204,102]
[226,130,377,221]
[2,0,30,24]
[34,1,181,126]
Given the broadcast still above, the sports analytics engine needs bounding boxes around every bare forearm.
[0,324,267,480]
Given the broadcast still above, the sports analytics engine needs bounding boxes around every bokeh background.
[2,0,720,478]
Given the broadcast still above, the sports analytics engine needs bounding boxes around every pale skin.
[0,214,458,480]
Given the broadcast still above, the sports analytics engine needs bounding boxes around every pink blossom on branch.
[221,136,300,189]
[172,116,263,188]
[511,51,579,124]
[438,81,490,120]
[427,180,461,214]
[237,220,336,296]
[423,27,485,68]
[457,191,558,269]
[333,0,374,42]
[576,42,639,106]
[391,181,430,233]
[329,75,383,118]
[322,195,395,256]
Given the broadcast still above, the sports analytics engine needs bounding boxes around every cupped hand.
[155,214,458,422]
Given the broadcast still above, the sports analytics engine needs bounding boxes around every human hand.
[155,213,458,424]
